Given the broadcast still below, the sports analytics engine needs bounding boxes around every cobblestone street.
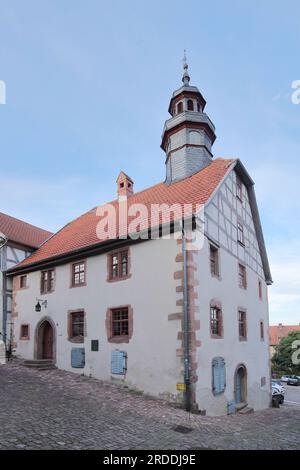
[0,361,299,450]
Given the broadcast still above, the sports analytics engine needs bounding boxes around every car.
[272,379,283,387]
[280,375,300,386]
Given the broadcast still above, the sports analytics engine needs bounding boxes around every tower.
[161,53,216,184]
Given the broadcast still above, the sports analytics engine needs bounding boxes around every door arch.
[234,364,247,404]
[35,318,56,361]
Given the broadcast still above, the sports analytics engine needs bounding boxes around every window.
[238,263,247,289]
[258,280,263,300]
[238,310,247,340]
[20,324,29,339]
[210,306,223,337]
[237,222,244,245]
[41,269,55,294]
[177,101,183,113]
[112,308,129,337]
[108,250,129,281]
[236,176,243,201]
[260,321,264,341]
[69,311,84,341]
[210,244,219,277]
[212,357,226,395]
[20,275,27,289]
[187,99,194,111]
[71,261,86,286]
[197,102,201,112]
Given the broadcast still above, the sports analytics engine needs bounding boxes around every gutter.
[182,226,191,412]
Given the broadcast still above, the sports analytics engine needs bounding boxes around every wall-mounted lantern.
[35,299,47,312]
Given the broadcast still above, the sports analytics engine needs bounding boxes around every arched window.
[197,102,201,112]
[177,102,183,114]
[187,99,194,111]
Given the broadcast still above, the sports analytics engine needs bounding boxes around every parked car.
[272,385,284,405]
[280,375,300,386]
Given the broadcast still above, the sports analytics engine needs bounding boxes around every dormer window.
[187,99,194,111]
[177,102,183,113]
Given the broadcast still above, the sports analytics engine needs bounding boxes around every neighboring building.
[269,323,300,357]
[7,60,272,416]
[0,212,52,349]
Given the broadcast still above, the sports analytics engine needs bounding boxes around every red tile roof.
[15,158,235,269]
[269,324,300,345]
[0,212,52,249]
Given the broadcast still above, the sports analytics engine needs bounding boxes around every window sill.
[20,337,29,341]
[108,335,130,344]
[70,282,87,289]
[239,337,247,342]
[107,274,132,283]
[68,337,84,344]
[211,334,223,340]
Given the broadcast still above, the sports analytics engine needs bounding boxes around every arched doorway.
[36,319,55,360]
[234,364,247,404]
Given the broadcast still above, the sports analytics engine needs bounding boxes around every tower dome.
[161,53,216,184]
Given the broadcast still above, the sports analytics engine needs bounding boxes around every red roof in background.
[0,212,52,249]
[269,324,300,345]
[15,158,235,269]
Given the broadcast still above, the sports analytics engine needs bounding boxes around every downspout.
[182,227,191,412]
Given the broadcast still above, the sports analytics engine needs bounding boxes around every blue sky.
[0,0,299,324]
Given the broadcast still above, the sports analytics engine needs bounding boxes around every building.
[0,212,52,349]
[269,323,300,357]
[7,60,272,416]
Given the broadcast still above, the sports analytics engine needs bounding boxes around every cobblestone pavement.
[0,361,299,450]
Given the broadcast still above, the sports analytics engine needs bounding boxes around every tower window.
[187,99,194,111]
[197,102,201,112]
[177,102,183,113]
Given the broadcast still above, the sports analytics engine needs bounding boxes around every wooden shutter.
[212,357,226,395]
[111,350,127,374]
[71,347,85,368]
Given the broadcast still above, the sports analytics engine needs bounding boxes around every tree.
[272,331,300,376]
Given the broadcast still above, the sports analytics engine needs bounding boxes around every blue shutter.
[212,357,226,395]
[71,348,85,368]
[111,350,127,375]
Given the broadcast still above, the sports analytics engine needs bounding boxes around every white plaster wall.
[195,239,270,415]
[195,169,271,415]
[14,237,183,400]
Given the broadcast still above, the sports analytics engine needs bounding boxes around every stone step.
[23,359,56,370]
[237,406,254,415]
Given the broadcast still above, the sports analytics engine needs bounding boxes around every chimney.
[117,171,134,201]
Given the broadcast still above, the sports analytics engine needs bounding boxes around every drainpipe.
[182,227,191,412]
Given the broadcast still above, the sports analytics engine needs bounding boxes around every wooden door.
[42,322,53,359]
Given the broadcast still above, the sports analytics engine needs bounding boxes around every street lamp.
[35,299,47,312]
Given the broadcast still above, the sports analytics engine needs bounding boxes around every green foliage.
[272,331,300,376]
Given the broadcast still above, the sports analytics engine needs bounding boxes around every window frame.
[71,260,86,287]
[210,305,223,338]
[20,324,29,340]
[41,269,55,294]
[20,275,27,289]
[238,263,247,289]
[106,305,133,344]
[238,310,247,341]
[187,99,194,111]
[260,320,264,341]
[237,221,245,245]
[68,310,85,343]
[212,357,226,396]
[209,243,220,278]
[107,249,130,282]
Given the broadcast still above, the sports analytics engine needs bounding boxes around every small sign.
[176,383,186,391]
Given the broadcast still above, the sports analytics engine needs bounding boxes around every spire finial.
[182,50,190,85]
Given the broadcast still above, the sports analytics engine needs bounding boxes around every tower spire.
[182,50,190,85]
